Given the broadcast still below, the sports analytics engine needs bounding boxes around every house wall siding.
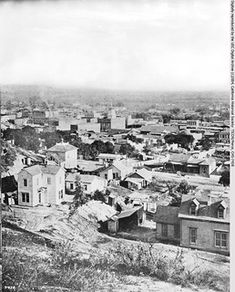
[180,218,229,254]
[65,149,77,169]
[18,171,34,207]
[156,223,179,241]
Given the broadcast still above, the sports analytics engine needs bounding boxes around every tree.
[170,107,181,116]
[40,132,61,148]
[105,141,115,154]
[126,134,143,144]
[162,114,172,124]
[69,176,88,217]
[93,190,106,203]
[119,143,135,156]
[29,96,39,109]
[176,180,190,194]
[200,137,212,151]
[1,139,17,172]
[164,133,194,149]
[5,100,13,111]
[3,127,40,152]
[219,170,230,186]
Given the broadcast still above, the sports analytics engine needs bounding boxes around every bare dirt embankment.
[2,202,230,292]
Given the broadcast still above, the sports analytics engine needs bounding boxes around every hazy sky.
[0,0,230,91]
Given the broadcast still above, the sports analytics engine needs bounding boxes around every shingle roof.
[154,206,180,224]
[65,173,103,184]
[112,160,132,173]
[135,168,152,182]
[23,165,42,176]
[179,194,230,221]
[47,142,77,152]
[41,165,62,175]
[168,153,191,163]
[117,206,142,219]
[77,160,104,172]
[23,164,62,176]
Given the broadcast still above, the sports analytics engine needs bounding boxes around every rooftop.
[22,164,62,176]
[47,142,77,152]
[154,206,180,224]
[117,206,142,219]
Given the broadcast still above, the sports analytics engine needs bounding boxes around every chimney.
[208,194,217,206]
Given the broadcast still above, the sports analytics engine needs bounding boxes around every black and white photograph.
[0,0,232,291]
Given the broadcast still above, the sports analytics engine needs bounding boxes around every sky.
[0,0,230,91]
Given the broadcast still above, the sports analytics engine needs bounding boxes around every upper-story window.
[190,203,197,215]
[47,177,51,185]
[217,206,225,219]
[23,179,27,187]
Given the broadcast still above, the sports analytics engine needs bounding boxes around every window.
[39,193,41,203]
[104,174,108,180]
[161,224,168,237]
[23,179,27,187]
[22,192,29,203]
[47,177,51,185]
[84,185,87,191]
[217,207,224,219]
[189,228,197,244]
[215,231,228,248]
[61,190,63,199]
[174,224,180,238]
[70,183,74,190]
[190,203,196,215]
[113,173,116,179]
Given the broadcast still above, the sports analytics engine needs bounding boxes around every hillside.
[2,202,230,292]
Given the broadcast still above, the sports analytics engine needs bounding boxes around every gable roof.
[47,142,77,152]
[22,164,62,176]
[117,206,142,219]
[112,160,132,174]
[23,165,42,176]
[77,159,104,172]
[65,173,104,184]
[168,153,191,164]
[154,206,180,224]
[41,165,62,175]
[179,194,230,221]
[135,168,152,182]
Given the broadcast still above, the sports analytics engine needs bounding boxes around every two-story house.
[154,192,230,255]
[46,141,77,169]
[18,164,65,207]
[179,193,230,255]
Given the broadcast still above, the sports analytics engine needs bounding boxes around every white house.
[65,173,107,195]
[46,141,77,169]
[18,164,65,207]
[124,168,153,190]
[99,160,133,181]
